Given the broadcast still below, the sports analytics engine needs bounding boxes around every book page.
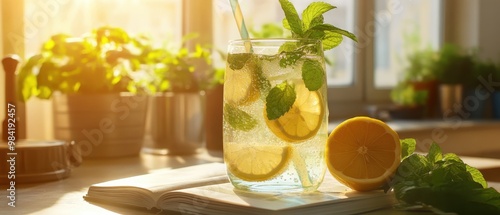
[91,162,227,193]
[85,163,228,209]
[158,173,395,215]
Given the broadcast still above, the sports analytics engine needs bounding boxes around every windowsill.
[329,119,500,158]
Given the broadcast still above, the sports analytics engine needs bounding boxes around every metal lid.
[0,140,82,184]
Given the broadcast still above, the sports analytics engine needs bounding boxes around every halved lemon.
[265,84,324,143]
[224,143,292,181]
[224,60,259,106]
[326,116,401,191]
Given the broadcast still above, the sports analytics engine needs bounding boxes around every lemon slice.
[224,143,292,181]
[224,59,259,106]
[265,84,324,142]
[326,116,401,191]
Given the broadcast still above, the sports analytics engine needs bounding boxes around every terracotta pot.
[411,80,438,118]
[52,93,148,158]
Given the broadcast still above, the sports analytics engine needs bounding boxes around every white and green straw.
[229,0,253,52]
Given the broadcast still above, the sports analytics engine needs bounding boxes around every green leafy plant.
[466,59,498,89]
[147,35,223,92]
[390,82,428,107]
[386,139,500,214]
[18,26,154,101]
[435,44,475,85]
[403,48,439,82]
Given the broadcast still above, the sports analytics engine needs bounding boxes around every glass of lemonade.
[223,39,328,192]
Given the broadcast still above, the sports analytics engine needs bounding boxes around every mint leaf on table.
[426,142,443,165]
[265,81,296,120]
[388,140,500,214]
[302,59,324,91]
[400,138,416,159]
[224,104,257,131]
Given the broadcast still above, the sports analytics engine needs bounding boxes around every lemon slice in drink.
[224,58,259,106]
[265,84,324,143]
[224,143,292,181]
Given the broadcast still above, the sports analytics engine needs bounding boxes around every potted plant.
[389,82,428,119]
[142,36,223,155]
[402,48,439,118]
[463,59,496,119]
[17,26,153,158]
[434,44,474,117]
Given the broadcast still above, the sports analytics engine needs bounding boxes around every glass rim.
[228,38,321,45]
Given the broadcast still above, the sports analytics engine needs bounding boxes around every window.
[24,0,182,57]
[374,0,442,88]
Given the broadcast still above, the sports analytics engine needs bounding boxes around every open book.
[84,163,395,215]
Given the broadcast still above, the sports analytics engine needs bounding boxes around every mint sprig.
[387,139,500,214]
[263,1,357,120]
[279,0,358,50]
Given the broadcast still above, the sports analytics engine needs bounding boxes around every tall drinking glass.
[223,39,328,192]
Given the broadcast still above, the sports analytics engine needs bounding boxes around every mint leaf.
[309,15,324,29]
[282,19,291,31]
[400,138,416,159]
[307,24,358,42]
[224,104,257,131]
[279,50,304,68]
[426,143,443,165]
[302,2,335,30]
[266,81,296,120]
[228,53,251,70]
[279,0,303,36]
[322,31,344,50]
[278,42,298,53]
[443,153,461,162]
[466,165,488,188]
[302,59,324,91]
[389,140,500,214]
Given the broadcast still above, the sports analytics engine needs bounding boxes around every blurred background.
[1,0,499,144]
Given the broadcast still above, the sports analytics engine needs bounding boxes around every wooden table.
[1,151,499,215]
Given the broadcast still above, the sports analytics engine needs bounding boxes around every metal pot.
[52,93,148,158]
[143,91,206,155]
